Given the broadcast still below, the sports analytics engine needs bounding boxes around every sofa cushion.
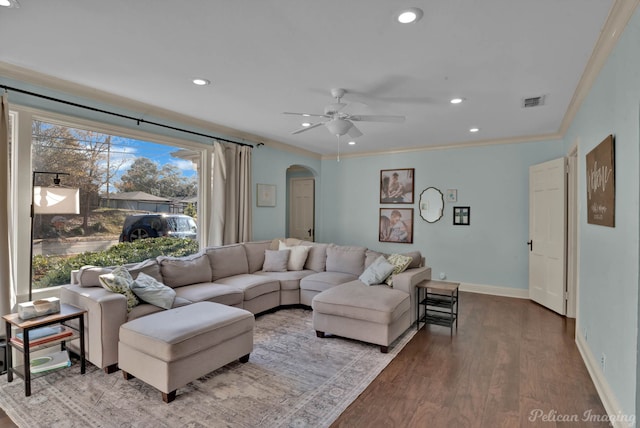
[300,271,358,294]
[312,281,410,325]
[158,253,212,288]
[359,256,394,286]
[128,258,164,283]
[326,245,366,276]
[98,266,139,312]
[255,270,314,290]
[243,240,272,273]
[130,272,176,309]
[77,266,113,287]
[300,241,329,272]
[402,251,423,269]
[365,250,386,269]
[278,241,311,271]
[207,244,249,281]
[127,297,191,321]
[263,249,290,272]
[214,274,280,301]
[173,283,244,307]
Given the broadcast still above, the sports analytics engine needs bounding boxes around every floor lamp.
[29,171,80,301]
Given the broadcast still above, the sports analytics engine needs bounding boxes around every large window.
[14,113,209,293]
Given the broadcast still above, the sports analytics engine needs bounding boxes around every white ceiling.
[0,1,623,156]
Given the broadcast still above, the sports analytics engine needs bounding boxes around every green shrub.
[33,238,200,289]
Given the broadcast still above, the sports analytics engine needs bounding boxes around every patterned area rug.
[0,308,415,428]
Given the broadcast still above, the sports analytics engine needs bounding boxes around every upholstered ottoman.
[312,281,411,353]
[118,301,254,403]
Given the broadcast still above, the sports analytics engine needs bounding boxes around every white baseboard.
[575,331,633,428]
[459,282,529,299]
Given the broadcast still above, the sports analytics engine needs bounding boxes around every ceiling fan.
[283,88,405,138]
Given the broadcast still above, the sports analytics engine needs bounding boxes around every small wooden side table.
[416,280,460,337]
[3,303,86,396]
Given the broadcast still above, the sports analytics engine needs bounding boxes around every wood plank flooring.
[332,292,609,428]
[0,292,608,427]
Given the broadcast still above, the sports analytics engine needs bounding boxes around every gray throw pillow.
[263,249,290,272]
[359,255,395,286]
[130,272,176,309]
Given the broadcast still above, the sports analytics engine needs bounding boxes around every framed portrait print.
[379,208,414,243]
[380,168,414,204]
[256,184,276,207]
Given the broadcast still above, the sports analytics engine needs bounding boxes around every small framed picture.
[379,208,414,243]
[257,184,276,207]
[453,206,470,225]
[380,168,414,204]
[446,189,457,202]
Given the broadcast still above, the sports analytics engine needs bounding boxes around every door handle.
[307,228,312,237]
[527,240,533,251]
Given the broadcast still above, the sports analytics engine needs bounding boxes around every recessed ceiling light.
[0,0,20,7]
[302,114,311,117]
[301,122,311,127]
[192,78,210,86]
[469,127,480,133]
[348,141,356,145]
[450,98,463,104]
[396,7,423,24]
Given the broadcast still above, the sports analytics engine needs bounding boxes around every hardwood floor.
[332,292,609,427]
[0,292,607,427]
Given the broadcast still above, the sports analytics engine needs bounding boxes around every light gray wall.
[317,141,564,289]
[563,6,640,418]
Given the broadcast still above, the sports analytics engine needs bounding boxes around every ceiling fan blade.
[291,122,324,135]
[349,115,405,123]
[346,123,363,138]
[283,112,329,118]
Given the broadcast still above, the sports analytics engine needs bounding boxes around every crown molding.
[0,61,320,159]
[559,0,640,135]
[320,132,563,161]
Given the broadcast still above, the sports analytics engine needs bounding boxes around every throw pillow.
[263,249,290,272]
[98,266,139,312]
[359,255,395,286]
[279,241,312,271]
[385,253,413,287]
[130,272,176,309]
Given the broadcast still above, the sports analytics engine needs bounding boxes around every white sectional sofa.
[60,238,432,372]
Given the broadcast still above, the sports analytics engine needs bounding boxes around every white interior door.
[289,178,314,240]
[529,157,567,315]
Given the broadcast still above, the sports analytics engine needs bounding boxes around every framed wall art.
[380,168,414,204]
[379,208,414,243]
[256,183,276,207]
[453,206,470,226]
[586,134,615,227]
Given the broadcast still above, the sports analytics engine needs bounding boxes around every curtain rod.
[1,84,254,148]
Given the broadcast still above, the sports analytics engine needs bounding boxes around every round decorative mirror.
[419,187,444,223]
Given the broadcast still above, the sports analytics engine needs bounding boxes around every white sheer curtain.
[1,94,15,318]
[209,141,252,246]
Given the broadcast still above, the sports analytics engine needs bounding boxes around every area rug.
[0,308,416,428]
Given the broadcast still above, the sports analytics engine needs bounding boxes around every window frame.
[9,104,214,301]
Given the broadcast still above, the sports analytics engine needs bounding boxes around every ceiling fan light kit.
[284,88,405,139]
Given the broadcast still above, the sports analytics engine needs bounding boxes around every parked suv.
[119,214,197,242]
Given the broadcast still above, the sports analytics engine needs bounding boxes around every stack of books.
[11,325,73,347]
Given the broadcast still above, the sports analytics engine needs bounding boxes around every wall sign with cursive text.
[586,135,615,227]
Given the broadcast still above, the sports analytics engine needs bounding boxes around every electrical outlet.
[439,272,446,280]
[600,353,606,372]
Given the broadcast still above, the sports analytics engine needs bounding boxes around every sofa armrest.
[392,266,432,324]
[60,285,128,371]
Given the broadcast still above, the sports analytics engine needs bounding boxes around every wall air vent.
[522,95,545,108]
